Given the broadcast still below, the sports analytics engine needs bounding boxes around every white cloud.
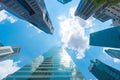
[58,7,94,59]
[0,10,17,23]
[0,60,20,79]
[0,10,8,22]
[7,16,17,23]
[113,58,120,63]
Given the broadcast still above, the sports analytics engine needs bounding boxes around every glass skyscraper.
[105,49,120,59]
[90,27,120,48]
[0,42,21,61]
[0,0,54,34]
[89,59,120,80]
[0,46,21,61]
[75,0,107,20]
[75,0,120,26]
[4,47,85,80]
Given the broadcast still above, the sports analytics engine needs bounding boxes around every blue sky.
[0,0,120,80]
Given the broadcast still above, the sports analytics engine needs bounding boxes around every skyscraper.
[104,3,120,20]
[57,0,72,4]
[5,47,85,80]
[92,1,120,26]
[75,0,107,20]
[0,0,54,34]
[105,49,120,59]
[89,59,120,80]
[0,46,21,61]
[75,0,120,27]
[103,2,120,26]
[90,27,120,48]
[93,4,111,22]
[112,18,120,27]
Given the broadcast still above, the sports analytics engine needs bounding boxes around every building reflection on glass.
[4,47,85,80]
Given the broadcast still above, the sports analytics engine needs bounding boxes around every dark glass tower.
[105,49,120,59]
[0,46,21,61]
[89,59,120,80]
[75,0,108,20]
[90,27,120,48]
[0,0,54,34]
[0,42,21,61]
[5,47,85,80]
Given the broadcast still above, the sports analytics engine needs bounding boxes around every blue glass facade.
[5,47,85,80]
[75,0,101,20]
[75,0,112,22]
[89,59,120,80]
[16,0,35,15]
[0,0,54,34]
[90,27,120,48]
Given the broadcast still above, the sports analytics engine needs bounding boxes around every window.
[45,13,49,22]
[17,0,35,15]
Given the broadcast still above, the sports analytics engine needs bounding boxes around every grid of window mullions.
[77,0,87,14]
[25,64,71,68]
[110,8,120,15]
[85,4,95,17]
[81,0,94,16]
[23,67,57,69]
[13,71,80,76]
[29,1,38,10]
[5,2,20,14]
[94,12,110,22]
[112,7,120,13]
[5,1,27,16]
[97,14,110,21]
[0,48,12,54]
[17,70,79,73]
[26,0,38,11]
[94,13,103,18]
[6,2,15,8]
[16,0,35,15]
[7,75,83,78]
[43,60,72,62]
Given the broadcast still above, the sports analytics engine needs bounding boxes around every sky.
[0,0,120,80]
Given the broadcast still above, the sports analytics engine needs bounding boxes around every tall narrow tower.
[0,0,54,34]
[75,0,107,20]
[5,47,85,80]
[89,59,120,80]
